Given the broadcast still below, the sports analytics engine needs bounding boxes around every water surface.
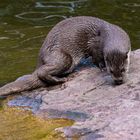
[0,100,74,140]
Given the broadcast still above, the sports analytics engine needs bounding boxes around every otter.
[0,16,131,96]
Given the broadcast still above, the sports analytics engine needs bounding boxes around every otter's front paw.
[55,77,68,83]
[98,62,106,72]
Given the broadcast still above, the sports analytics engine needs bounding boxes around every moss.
[0,105,74,140]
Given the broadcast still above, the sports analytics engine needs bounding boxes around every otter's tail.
[0,73,45,96]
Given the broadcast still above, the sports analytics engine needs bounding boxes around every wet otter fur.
[0,16,131,96]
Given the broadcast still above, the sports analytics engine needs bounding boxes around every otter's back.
[42,17,104,53]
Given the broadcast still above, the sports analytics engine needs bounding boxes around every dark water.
[0,0,140,84]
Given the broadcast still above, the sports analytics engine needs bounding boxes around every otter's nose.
[114,79,123,85]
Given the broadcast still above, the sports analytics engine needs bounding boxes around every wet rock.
[80,132,104,140]
[56,127,104,139]
[8,49,140,139]
[8,95,42,113]
[37,109,89,121]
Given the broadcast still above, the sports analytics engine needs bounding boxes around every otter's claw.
[98,63,106,72]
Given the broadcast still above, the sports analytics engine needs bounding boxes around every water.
[0,103,74,140]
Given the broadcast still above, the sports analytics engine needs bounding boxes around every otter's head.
[105,50,130,85]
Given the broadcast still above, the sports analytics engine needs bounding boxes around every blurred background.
[0,0,139,84]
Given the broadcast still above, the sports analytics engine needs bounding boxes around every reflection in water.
[10,34,46,49]
[0,37,9,40]
[15,11,67,22]
[15,12,50,20]
[124,3,140,7]
[15,0,87,24]
[35,1,75,12]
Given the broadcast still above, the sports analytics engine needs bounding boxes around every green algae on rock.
[0,106,74,140]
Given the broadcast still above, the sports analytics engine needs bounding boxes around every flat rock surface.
[8,49,140,140]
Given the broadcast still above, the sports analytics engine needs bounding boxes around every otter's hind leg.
[36,51,73,84]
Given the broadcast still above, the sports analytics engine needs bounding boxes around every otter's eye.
[125,55,128,59]
[110,70,113,74]
[121,68,125,73]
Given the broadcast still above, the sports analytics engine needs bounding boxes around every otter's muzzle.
[113,76,125,85]
[114,79,123,85]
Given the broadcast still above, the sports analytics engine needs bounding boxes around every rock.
[8,95,42,113]
[8,49,140,139]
